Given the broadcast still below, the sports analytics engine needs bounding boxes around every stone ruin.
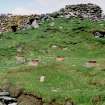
[0,3,103,33]
[48,3,102,19]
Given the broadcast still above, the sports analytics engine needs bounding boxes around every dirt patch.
[17,94,43,105]
[0,83,75,105]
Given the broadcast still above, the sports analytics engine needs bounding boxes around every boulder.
[0,96,16,101]
[0,92,9,96]
[93,30,105,38]
[31,20,39,29]
[0,96,16,105]
[15,56,26,64]
[84,60,97,68]
[0,102,4,105]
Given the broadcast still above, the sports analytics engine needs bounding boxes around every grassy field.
[1,17,105,104]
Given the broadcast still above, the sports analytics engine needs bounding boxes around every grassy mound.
[1,18,105,105]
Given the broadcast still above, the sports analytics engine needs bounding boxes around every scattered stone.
[15,56,26,64]
[0,96,16,101]
[40,76,45,82]
[0,96,17,105]
[84,60,97,68]
[8,103,17,105]
[28,59,39,67]
[0,92,9,96]
[56,56,65,62]
[64,99,75,105]
[93,30,105,38]
[0,102,4,105]
[31,20,39,29]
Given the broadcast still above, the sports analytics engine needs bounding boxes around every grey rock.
[0,102,4,105]
[0,96,16,101]
[0,102,5,105]
[0,92,10,96]
[31,20,39,29]
[8,103,17,105]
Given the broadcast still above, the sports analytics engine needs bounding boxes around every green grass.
[1,17,105,104]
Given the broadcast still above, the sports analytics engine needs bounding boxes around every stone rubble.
[0,3,104,33]
[0,92,17,105]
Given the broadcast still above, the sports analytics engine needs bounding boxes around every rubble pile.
[49,3,102,19]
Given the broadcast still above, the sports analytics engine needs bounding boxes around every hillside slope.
[1,17,105,105]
